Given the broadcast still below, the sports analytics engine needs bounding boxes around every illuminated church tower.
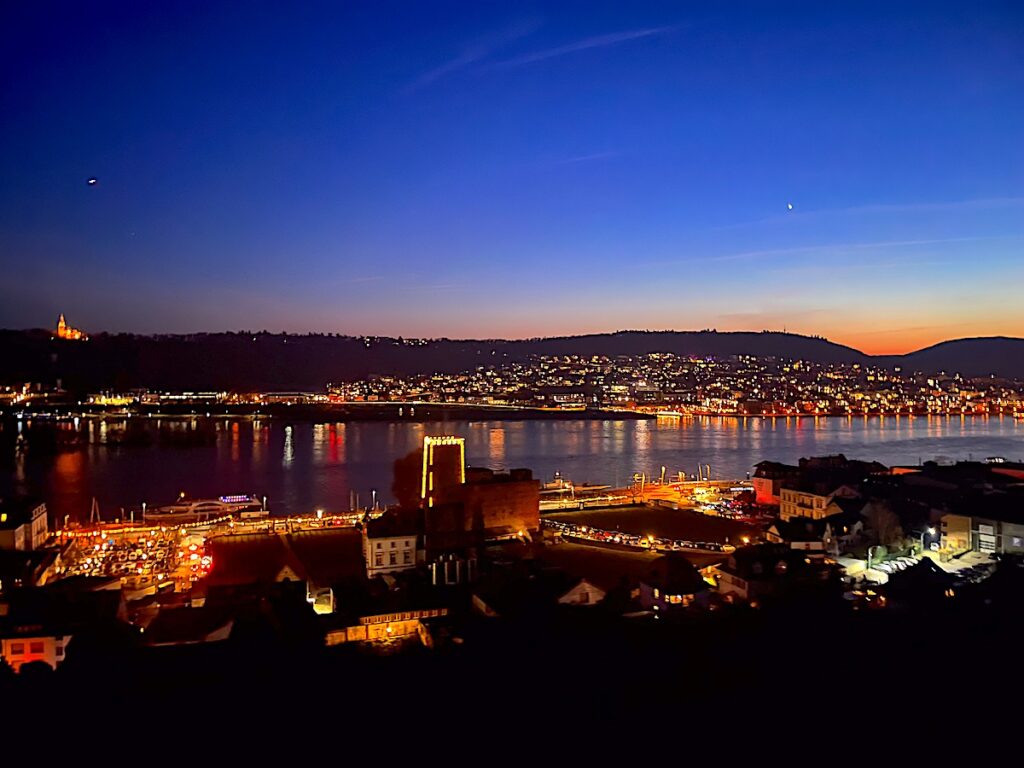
[56,313,87,340]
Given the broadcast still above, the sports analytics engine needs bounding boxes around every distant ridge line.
[0,328,1022,390]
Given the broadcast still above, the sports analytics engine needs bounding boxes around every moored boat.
[146,494,268,522]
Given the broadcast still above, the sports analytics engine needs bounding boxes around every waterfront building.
[0,498,49,551]
[435,467,540,541]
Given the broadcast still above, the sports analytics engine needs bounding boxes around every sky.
[1,1,1022,354]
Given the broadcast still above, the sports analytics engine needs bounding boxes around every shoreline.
[2,404,1020,423]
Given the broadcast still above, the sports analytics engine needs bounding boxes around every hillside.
[877,337,1024,379]
[0,328,1020,392]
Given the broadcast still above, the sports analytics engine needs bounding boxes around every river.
[2,414,1022,523]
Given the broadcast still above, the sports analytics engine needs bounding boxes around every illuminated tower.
[421,436,465,508]
[56,314,86,340]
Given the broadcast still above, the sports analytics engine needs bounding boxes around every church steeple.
[55,313,86,340]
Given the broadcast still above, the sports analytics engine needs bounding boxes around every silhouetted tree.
[392,448,424,509]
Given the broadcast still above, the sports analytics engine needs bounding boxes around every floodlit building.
[363,509,421,578]
[752,461,799,506]
[55,313,87,340]
[779,485,860,521]
[0,498,49,551]
[778,455,886,520]
[421,436,466,508]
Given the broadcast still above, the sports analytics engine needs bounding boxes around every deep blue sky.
[2,1,1022,352]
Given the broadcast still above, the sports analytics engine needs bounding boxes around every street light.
[920,526,936,552]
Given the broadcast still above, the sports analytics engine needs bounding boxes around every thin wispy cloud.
[827,196,1024,217]
[557,151,620,165]
[646,234,1019,269]
[407,19,541,90]
[489,26,673,69]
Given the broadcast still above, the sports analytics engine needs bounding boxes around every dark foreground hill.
[0,329,1020,392]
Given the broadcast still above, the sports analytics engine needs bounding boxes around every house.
[325,571,450,645]
[471,563,606,618]
[713,543,839,604]
[0,497,49,551]
[206,529,366,615]
[363,509,421,578]
[778,454,886,521]
[558,578,606,607]
[0,548,60,593]
[0,577,125,672]
[766,518,829,554]
[637,554,710,612]
[779,484,860,521]
[766,509,864,556]
[882,558,956,608]
[142,605,235,647]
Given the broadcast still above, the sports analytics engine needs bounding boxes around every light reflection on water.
[1,415,1021,523]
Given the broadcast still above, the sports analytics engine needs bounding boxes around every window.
[389,552,397,565]
[403,551,412,564]
[390,541,396,549]
[374,554,383,566]
[376,542,382,550]
[56,647,64,657]
[30,641,44,654]
[10,643,24,655]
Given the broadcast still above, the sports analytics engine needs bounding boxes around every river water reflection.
[3,415,1022,522]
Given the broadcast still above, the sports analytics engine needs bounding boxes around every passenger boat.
[146,494,268,522]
